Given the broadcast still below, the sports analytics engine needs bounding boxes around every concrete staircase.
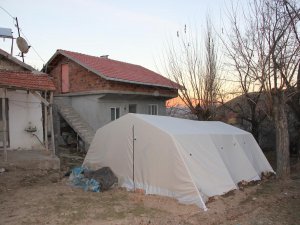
[54,100,95,148]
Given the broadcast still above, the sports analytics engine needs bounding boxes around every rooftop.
[46,49,179,89]
[0,48,35,71]
[0,70,56,91]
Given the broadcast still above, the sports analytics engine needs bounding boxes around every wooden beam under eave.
[2,88,7,161]
[44,91,48,151]
[49,92,56,156]
[30,90,50,106]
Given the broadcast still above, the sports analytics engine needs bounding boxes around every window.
[148,104,158,115]
[110,107,120,121]
[129,104,137,113]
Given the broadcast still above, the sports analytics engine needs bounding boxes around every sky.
[0,0,234,72]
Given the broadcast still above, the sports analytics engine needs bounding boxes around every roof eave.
[104,76,179,89]
[0,48,36,71]
[43,50,62,73]
[54,89,177,99]
[0,84,55,92]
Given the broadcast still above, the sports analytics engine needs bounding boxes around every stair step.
[72,122,92,127]
[61,110,77,114]
[61,109,74,113]
[55,102,95,147]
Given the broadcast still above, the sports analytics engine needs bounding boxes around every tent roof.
[45,49,180,89]
[134,114,249,135]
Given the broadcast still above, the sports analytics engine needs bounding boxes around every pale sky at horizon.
[0,0,240,73]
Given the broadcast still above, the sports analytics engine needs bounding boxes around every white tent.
[83,113,274,210]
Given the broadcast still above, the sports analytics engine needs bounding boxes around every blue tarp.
[69,166,100,192]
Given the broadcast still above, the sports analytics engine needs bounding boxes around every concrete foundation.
[0,150,60,171]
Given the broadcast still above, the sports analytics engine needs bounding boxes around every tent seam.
[210,135,239,189]
[169,134,208,211]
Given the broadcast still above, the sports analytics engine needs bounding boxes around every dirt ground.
[0,148,299,225]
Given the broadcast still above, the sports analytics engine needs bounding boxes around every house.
[0,48,56,160]
[216,92,300,154]
[44,49,179,149]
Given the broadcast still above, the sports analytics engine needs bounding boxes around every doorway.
[129,104,137,113]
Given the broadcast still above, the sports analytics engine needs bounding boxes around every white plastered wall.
[0,88,44,150]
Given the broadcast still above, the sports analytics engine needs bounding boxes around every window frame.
[148,104,158,115]
[110,107,120,121]
[129,104,137,113]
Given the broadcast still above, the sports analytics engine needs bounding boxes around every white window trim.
[148,104,158,115]
[110,107,120,121]
[129,104,137,113]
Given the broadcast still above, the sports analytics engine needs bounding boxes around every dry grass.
[1,148,299,225]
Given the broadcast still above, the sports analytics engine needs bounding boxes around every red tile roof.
[0,71,56,91]
[52,49,179,89]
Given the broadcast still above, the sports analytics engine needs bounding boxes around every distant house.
[0,48,55,155]
[216,92,300,153]
[44,50,179,149]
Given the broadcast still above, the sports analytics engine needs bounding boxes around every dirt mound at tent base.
[207,172,276,203]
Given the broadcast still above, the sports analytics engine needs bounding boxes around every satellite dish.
[16,36,30,53]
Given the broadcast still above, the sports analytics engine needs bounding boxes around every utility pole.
[15,17,24,62]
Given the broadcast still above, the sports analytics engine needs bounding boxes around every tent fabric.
[83,113,274,210]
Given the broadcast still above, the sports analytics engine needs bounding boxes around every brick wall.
[48,56,178,97]
[0,57,28,71]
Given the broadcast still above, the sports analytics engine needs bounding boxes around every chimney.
[100,55,109,59]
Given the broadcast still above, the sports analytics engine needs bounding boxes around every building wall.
[70,94,166,130]
[0,57,29,71]
[0,88,44,150]
[48,56,177,97]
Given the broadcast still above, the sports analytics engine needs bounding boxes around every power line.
[0,6,14,19]
[20,30,45,63]
[0,5,45,64]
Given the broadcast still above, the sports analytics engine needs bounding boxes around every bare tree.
[219,2,271,142]
[284,0,300,158]
[162,18,222,121]
[224,0,300,178]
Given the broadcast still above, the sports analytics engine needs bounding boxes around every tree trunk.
[273,93,290,179]
[251,120,259,142]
